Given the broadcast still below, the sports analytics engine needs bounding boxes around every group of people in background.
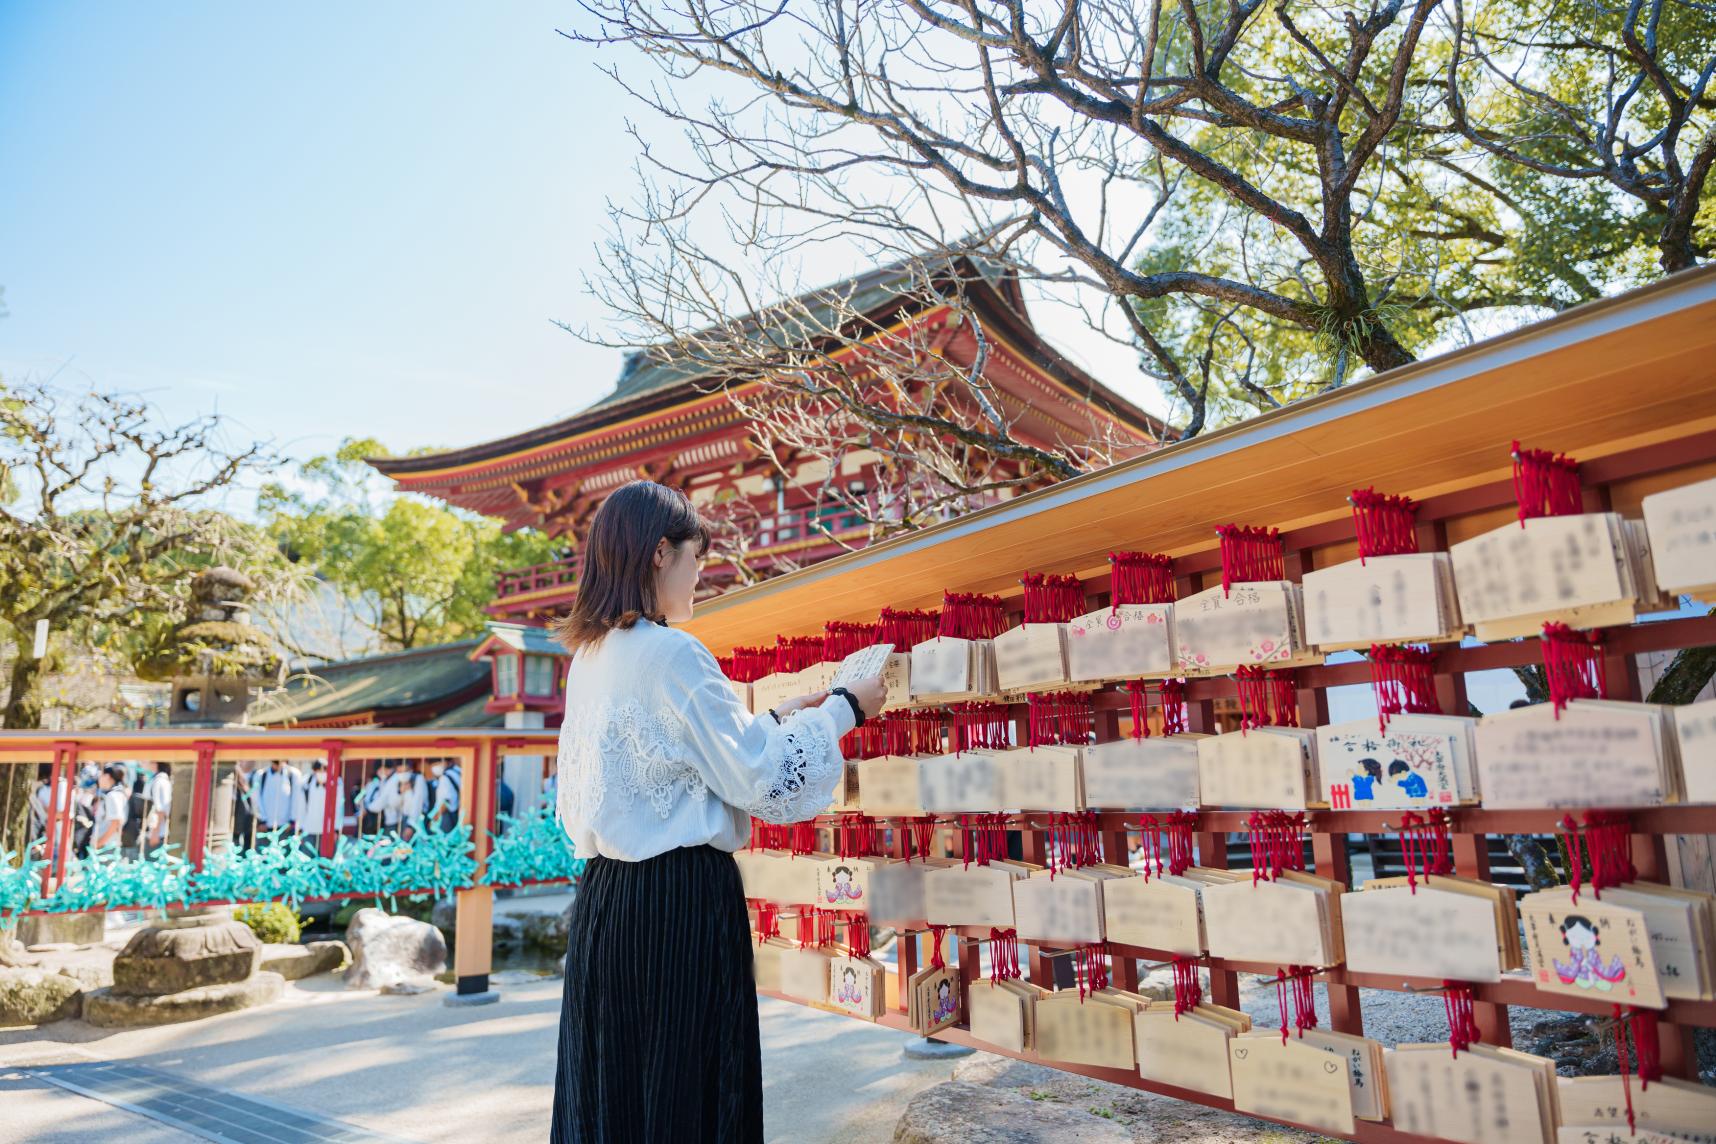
[26,760,173,859]
[26,756,521,859]
[232,758,476,849]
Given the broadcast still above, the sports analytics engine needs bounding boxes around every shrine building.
[368,256,1167,636]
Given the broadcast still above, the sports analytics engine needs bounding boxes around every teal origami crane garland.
[481,805,587,888]
[1,814,574,918]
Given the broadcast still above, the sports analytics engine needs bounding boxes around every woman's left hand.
[772,691,828,719]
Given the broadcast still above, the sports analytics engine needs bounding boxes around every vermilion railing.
[0,729,561,996]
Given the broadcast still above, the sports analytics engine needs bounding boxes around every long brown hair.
[551,480,711,654]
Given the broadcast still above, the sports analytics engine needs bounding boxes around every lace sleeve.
[667,636,853,824]
[740,705,844,825]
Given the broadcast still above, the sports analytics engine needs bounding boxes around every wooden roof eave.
[371,267,1165,491]
[678,264,1716,656]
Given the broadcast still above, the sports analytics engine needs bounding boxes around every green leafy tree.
[259,439,560,651]
[0,381,296,845]
[574,0,1712,435]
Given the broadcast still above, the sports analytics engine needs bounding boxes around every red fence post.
[40,741,78,898]
[186,741,217,870]
[320,740,346,859]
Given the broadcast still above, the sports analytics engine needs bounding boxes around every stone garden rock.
[520,902,573,951]
[260,940,350,981]
[344,908,447,989]
[111,917,261,996]
[893,1080,1131,1143]
[83,972,284,1028]
[378,979,434,995]
[0,967,84,1027]
[15,911,103,948]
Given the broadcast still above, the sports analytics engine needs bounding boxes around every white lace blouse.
[554,619,854,862]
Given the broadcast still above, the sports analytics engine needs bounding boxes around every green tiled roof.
[417,692,504,729]
[585,256,1013,413]
[252,641,487,726]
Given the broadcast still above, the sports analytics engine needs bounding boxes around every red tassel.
[1349,488,1420,562]
[1443,982,1481,1056]
[1369,644,1442,731]
[824,620,880,660]
[1159,679,1188,736]
[879,607,938,648]
[1171,956,1202,1019]
[1236,667,1299,730]
[939,592,1006,639]
[1125,680,1150,739]
[1216,525,1284,595]
[754,901,779,943]
[905,816,937,863]
[1020,573,1086,623]
[1109,551,1176,607]
[927,924,948,970]
[847,912,870,959]
[1164,810,1197,876]
[1613,1003,1636,1134]
[1630,1008,1662,1087]
[1511,441,1583,523]
[1541,622,1607,717]
[988,927,1020,983]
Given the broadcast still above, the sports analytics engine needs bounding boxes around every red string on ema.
[927,924,949,970]
[1541,621,1607,717]
[1159,678,1189,735]
[878,607,938,648]
[1215,524,1285,596]
[1125,680,1151,739]
[1369,644,1442,732]
[958,812,1009,870]
[1027,692,1095,748]
[951,702,1011,753]
[729,646,776,683]
[823,619,880,660]
[1164,810,1197,876]
[775,634,826,673]
[1020,572,1086,623]
[1074,942,1110,1001]
[1171,956,1203,1019]
[938,591,1007,640]
[754,901,780,944]
[1349,488,1420,563]
[1511,440,1583,523]
[1235,666,1300,730]
[844,913,871,959]
[988,927,1020,984]
[1109,551,1176,607]
[1136,813,1161,878]
[1442,982,1481,1057]
[904,816,938,863]
[1613,1003,1637,1134]
[1556,811,1635,905]
[834,813,880,859]
[1396,810,1453,893]
[1629,1008,1663,1088]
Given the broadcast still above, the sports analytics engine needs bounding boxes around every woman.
[550,481,884,1143]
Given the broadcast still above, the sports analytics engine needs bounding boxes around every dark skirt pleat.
[552,845,762,1144]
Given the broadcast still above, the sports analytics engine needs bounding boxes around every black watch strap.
[829,686,866,728]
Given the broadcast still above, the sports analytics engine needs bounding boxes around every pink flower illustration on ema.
[1106,615,1123,630]
[1259,640,1276,654]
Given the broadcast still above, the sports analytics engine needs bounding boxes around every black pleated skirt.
[552,844,762,1143]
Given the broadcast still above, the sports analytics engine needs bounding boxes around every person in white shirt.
[391,766,429,840]
[28,764,69,855]
[91,765,130,852]
[356,761,395,835]
[248,760,302,844]
[142,762,173,856]
[430,762,462,833]
[292,758,342,853]
[546,480,883,1142]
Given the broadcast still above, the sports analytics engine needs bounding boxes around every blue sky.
[0,1,1166,479]
[0,2,658,465]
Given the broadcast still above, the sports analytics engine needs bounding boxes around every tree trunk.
[1,650,46,858]
[1352,319,1415,375]
[2,648,45,730]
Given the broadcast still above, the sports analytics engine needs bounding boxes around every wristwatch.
[829,686,866,728]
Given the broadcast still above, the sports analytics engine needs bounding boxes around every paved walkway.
[0,971,957,1143]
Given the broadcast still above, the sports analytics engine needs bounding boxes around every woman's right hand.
[847,674,887,720]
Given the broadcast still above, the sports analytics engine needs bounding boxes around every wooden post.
[1450,830,1513,1048]
[450,738,498,1005]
